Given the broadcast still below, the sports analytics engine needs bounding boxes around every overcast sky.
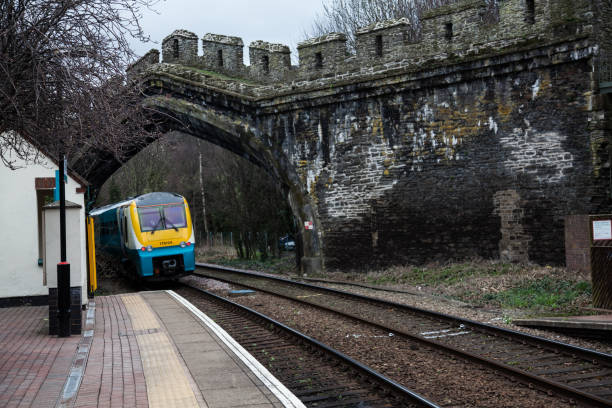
[130,0,327,64]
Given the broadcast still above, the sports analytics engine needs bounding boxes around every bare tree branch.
[306,0,499,51]
[0,0,161,174]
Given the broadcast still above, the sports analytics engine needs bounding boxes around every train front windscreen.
[137,204,187,233]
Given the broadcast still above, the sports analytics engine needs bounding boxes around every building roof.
[2,131,89,187]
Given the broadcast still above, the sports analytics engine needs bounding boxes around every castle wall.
[248,41,291,82]
[355,18,412,64]
[128,0,611,271]
[127,49,160,78]
[162,29,198,64]
[201,34,244,74]
[297,33,347,80]
[271,51,600,269]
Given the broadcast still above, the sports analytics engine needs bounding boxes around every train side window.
[123,215,128,246]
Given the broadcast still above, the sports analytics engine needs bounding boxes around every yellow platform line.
[121,294,204,408]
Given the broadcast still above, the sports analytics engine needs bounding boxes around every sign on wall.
[592,219,612,240]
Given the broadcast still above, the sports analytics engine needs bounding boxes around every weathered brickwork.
[116,0,612,272]
[161,29,198,64]
[127,49,159,79]
[297,33,348,80]
[201,33,244,74]
[355,18,411,65]
[248,40,292,82]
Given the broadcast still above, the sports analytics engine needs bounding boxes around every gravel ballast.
[182,275,582,408]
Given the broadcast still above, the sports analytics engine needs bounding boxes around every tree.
[0,0,160,172]
[306,0,499,51]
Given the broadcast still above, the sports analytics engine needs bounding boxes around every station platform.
[0,290,304,408]
[514,313,612,338]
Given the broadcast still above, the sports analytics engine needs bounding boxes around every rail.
[195,262,612,407]
[178,282,440,408]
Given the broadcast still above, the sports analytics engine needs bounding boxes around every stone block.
[297,33,347,78]
[248,40,291,82]
[201,33,244,75]
[162,29,198,65]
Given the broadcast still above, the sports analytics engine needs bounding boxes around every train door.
[117,207,128,258]
[122,209,129,248]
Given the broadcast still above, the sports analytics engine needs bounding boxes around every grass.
[364,262,517,287]
[481,278,591,310]
[195,248,594,317]
[195,243,298,275]
[213,255,297,275]
[321,260,594,317]
[185,66,259,85]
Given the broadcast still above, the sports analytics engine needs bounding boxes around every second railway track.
[175,284,438,408]
[192,263,612,407]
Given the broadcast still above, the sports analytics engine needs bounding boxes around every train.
[90,192,195,280]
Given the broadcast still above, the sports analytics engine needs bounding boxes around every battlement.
[248,41,292,82]
[162,29,198,64]
[297,33,347,78]
[355,17,412,65]
[201,33,244,74]
[137,0,598,87]
[127,49,159,79]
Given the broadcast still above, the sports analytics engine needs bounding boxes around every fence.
[199,231,234,247]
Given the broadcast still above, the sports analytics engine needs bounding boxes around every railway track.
[194,263,612,407]
[175,284,439,408]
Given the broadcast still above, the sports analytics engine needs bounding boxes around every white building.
[0,134,88,307]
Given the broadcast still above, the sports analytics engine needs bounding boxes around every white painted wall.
[0,137,87,302]
[43,204,87,304]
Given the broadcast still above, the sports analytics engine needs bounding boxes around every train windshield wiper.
[150,216,164,235]
[165,218,179,231]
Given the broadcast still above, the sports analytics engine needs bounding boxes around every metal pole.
[57,155,70,337]
[59,155,66,262]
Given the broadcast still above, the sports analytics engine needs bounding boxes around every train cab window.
[164,205,187,229]
[138,207,163,232]
[137,204,186,232]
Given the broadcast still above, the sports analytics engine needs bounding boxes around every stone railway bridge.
[81,0,612,272]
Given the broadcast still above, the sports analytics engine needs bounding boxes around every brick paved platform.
[0,291,304,408]
[0,306,81,407]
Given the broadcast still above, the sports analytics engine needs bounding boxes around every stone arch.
[144,96,323,273]
[81,92,323,273]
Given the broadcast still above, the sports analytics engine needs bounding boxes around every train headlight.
[140,247,146,252]
[180,241,186,248]
[146,245,153,252]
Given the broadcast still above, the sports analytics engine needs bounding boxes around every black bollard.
[57,262,71,337]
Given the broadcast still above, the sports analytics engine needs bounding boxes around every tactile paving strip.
[121,294,203,408]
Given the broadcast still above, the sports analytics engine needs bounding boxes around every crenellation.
[297,33,348,80]
[162,29,198,64]
[248,40,292,82]
[201,33,244,75]
[114,0,612,270]
[355,18,412,65]
[144,0,600,87]
[127,49,159,79]
[419,0,487,55]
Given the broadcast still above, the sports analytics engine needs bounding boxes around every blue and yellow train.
[90,192,195,280]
